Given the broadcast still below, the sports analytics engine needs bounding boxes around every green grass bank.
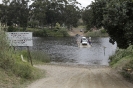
[0,29,50,88]
[7,26,69,37]
[109,45,133,82]
[86,28,108,37]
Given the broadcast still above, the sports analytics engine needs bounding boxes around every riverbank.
[67,27,108,37]
[67,27,85,36]
[26,64,133,88]
[109,45,133,82]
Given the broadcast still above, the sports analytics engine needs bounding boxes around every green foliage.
[100,28,106,33]
[87,29,108,37]
[121,60,133,81]
[28,21,39,28]
[46,28,68,37]
[59,29,69,37]
[31,51,50,63]
[1,0,81,32]
[7,26,17,32]
[26,27,69,37]
[0,30,14,69]
[0,22,47,88]
[26,28,48,37]
[33,30,48,37]
[7,0,29,28]
[0,29,42,80]
[0,47,32,79]
[29,0,46,27]
[109,45,133,81]
[83,0,133,49]
[109,46,133,66]
[12,62,33,79]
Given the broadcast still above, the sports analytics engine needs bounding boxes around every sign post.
[7,32,33,66]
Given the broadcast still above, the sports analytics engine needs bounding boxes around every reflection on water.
[32,37,117,66]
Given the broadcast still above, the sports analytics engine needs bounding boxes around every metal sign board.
[6,32,33,46]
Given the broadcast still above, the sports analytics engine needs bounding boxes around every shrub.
[59,29,69,37]
[26,27,69,37]
[0,29,37,79]
[7,26,17,32]
[121,60,133,81]
[109,45,133,66]
[100,29,106,33]
[109,45,133,82]
[0,30,14,69]
[12,62,33,79]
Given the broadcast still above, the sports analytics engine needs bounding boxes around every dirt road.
[67,28,85,36]
[27,64,133,88]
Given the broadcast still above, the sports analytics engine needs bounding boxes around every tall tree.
[64,4,81,30]
[0,4,8,25]
[83,0,133,49]
[8,0,29,30]
[63,0,81,30]
[29,0,46,28]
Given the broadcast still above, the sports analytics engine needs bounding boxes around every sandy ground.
[27,64,133,88]
[67,28,85,37]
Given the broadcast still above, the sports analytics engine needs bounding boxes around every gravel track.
[27,64,133,88]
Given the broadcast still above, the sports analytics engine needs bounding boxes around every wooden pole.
[27,46,33,66]
[103,46,106,56]
[0,21,1,30]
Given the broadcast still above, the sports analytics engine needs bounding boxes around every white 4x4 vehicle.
[81,37,88,45]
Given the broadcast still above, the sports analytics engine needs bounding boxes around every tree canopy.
[82,0,133,49]
[0,0,81,30]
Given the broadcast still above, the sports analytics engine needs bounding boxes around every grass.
[26,27,69,37]
[86,29,108,37]
[20,50,51,64]
[109,46,133,67]
[7,26,69,37]
[0,67,45,88]
[109,45,133,82]
[0,29,49,88]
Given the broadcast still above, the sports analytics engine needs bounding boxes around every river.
[32,36,117,66]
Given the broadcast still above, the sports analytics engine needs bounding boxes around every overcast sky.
[77,0,94,7]
[0,0,94,7]
[30,0,95,7]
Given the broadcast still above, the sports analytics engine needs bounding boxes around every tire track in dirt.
[26,64,133,88]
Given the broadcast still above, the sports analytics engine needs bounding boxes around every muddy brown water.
[32,36,117,66]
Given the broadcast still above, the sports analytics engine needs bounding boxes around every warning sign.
[6,32,33,46]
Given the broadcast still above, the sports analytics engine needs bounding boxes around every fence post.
[27,46,33,66]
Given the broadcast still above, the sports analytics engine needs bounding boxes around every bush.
[26,27,69,37]
[0,29,36,79]
[109,46,133,66]
[7,26,17,32]
[0,30,14,69]
[109,45,133,82]
[59,29,69,37]
[100,29,106,33]
[12,62,33,79]
[121,60,133,81]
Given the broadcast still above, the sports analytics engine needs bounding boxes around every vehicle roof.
[81,37,87,38]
